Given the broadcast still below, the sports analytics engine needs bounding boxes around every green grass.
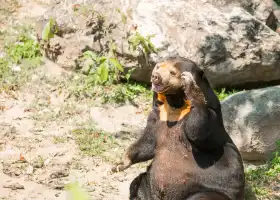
[214,88,240,101]
[53,136,68,144]
[71,125,117,157]
[69,74,152,105]
[98,82,152,104]
[5,33,41,64]
[245,141,280,199]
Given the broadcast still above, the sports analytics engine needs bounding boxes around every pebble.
[3,182,24,190]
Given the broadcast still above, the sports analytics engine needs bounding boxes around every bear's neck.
[165,91,185,108]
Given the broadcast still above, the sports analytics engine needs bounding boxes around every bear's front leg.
[111,110,158,173]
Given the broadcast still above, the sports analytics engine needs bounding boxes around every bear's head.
[151,56,220,112]
[151,56,208,96]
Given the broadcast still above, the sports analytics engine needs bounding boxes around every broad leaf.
[42,18,57,41]
[128,35,141,46]
[109,58,123,72]
[42,21,52,41]
[121,13,127,24]
[83,58,94,74]
[97,56,107,64]
[109,40,117,55]
[98,62,109,83]
[82,51,97,60]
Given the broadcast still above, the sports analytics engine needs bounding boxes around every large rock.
[221,86,280,161]
[127,0,280,87]
[37,0,280,88]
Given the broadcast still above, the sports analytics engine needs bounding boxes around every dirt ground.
[0,1,150,199]
[0,62,150,200]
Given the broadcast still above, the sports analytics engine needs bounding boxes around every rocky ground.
[0,1,150,199]
[0,56,150,200]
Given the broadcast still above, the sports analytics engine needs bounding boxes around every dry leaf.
[19,153,26,161]
[24,108,32,112]
[47,96,51,105]
[0,106,7,111]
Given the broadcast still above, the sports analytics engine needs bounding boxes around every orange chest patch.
[157,94,191,122]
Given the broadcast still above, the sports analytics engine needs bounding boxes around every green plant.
[128,31,158,60]
[116,8,127,25]
[0,57,9,79]
[100,82,152,104]
[68,73,152,105]
[214,88,239,101]
[81,50,124,84]
[123,68,135,83]
[53,136,67,144]
[41,17,58,42]
[72,4,95,17]
[66,10,155,105]
[0,28,42,92]
[266,141,280,177]
[5,34,41,64]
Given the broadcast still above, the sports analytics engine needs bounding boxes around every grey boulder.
[37,0,280,88]
[221,86,280,161]
[127,0,280,87]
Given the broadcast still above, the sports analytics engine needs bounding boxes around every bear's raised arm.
[182,101,229,152]
[181,71,230,152]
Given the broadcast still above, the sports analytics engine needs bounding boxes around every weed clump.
[0,26,42,92]
[245,141,280,199]
[214,88,240,101]
[72,126,117,157]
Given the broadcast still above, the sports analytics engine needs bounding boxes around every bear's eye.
[170,71,176,76]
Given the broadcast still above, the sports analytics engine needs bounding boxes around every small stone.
[44,158,51,166]
[86,187,95,192]
[26,165,34,175]
[50,170,69,179]
[53,185,65,190]
[10,126,16,134]
[3,182,24,190]
[11,65,21,72]
[14,170,21,176]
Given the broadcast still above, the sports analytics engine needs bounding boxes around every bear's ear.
[174,59,197,74]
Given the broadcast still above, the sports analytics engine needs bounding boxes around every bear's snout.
[151,72,162,85]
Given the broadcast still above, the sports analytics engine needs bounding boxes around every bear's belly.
[150,148,196,192]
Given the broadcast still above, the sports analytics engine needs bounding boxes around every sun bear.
[111,56,245,200]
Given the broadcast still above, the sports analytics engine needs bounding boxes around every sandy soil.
[0,2,149,199]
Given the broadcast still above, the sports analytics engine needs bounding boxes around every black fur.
[121,56,245,200]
